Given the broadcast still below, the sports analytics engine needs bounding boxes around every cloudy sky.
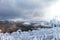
[0,0,58,21]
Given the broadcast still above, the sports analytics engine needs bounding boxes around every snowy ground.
[0,27,60,40]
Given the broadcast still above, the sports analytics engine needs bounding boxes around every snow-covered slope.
[0,27,59,40]
[0,17,60,40]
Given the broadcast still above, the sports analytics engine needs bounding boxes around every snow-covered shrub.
[0,27,59,40]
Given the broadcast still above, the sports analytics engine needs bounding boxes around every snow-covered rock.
[23,22,31,26]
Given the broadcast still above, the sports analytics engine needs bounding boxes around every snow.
[23,22,31,26]
[0,27,59,40]
[0,18,60,40]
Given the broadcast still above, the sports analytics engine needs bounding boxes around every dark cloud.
[0,0,56,20]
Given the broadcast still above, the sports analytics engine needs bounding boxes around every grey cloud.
[0,0,56,20]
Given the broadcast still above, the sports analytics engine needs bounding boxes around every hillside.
[0,20,53,33]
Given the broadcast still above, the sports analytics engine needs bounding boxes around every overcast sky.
[0,0,57,21]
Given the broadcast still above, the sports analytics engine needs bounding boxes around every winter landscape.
[0,0,60,40]
[0,19,59,40]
